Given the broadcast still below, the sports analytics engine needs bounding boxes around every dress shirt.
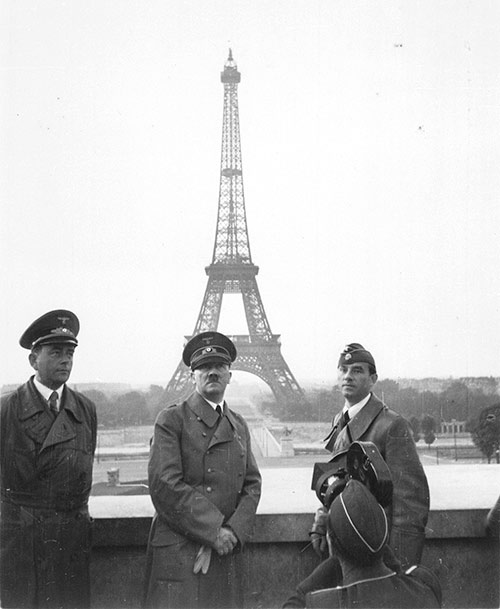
[33,377,63,411]
[196,391,223,413]
[343,392,372,421]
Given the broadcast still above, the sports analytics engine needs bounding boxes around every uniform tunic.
[144,391,262,609]
[0,378,97,609]
[325,393,429,567]
[305,566,442,608]
[284,559,441,608]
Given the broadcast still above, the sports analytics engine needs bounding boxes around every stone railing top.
[89,464,499,520]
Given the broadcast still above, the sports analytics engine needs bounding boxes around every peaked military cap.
[338,343,376,372]
[328,479,388,566]
[183,331,237,370]
[20,309,79,350]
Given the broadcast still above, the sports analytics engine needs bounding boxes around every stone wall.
[89,508,499,609]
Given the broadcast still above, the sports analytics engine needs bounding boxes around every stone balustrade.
[89,465,499,608]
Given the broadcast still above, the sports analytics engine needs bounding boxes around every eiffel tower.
[164,50,308,411]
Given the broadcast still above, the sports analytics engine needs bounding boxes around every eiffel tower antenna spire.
[164,51,308,412]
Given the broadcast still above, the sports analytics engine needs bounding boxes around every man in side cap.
[143,331,262,609]
[310,343,429,570]
[0,310,97,609]
[287,480,441,608]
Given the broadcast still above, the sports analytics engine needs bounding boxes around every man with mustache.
[311,343,429,569]
[144,331,262,609]
[0,310,97,609]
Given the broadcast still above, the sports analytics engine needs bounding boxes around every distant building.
[397,377,499,396]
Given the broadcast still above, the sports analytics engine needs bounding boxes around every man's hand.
[214,526,238,556]
[310,506,328,558]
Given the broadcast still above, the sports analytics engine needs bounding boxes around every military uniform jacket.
[325,394,429,567]
[144,391,262,608]
[306,566,442,608]
[0,378,97,608]
[148,391,261,547]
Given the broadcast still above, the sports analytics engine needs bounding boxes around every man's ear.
[28,352,38,371]
[190,370,196,385]
[228,371,232,384]
[371,373,378,385]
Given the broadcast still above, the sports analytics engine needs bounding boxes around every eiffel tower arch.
[165,51,308,413]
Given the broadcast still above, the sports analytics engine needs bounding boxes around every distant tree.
[421,414,437,448]
[115,391,149,426]
[423,429,436,448]
[470,404,500,463]
[409,416,421,443]
[420,390,439,421]
[261,399,284,420]
[439,381,470,421]
[307,389,336,422]
[80,389,112,426]
[81,389,108,408]
[466,388,493,422]
[146,384,167,420]
[397,387,421,419]
[376,379,400,405]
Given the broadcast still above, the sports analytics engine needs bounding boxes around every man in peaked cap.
[289,480,441,608]
[144,331,261,609]
[0,310,97,609]
[309,343,429,576]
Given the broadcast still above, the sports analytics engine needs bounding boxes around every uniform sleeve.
[148,409,225,547]
[282,557,342,608]
[226,419,262,545]
[385,416,430,565]
[406,565,442,607]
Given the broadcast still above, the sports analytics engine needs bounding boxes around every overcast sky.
[1,1,499,389]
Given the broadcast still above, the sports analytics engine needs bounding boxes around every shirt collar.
[196,390,223,411]
[33,377,63,402]
[343,392,371,420]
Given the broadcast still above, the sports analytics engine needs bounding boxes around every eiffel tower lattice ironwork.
[164,50,308,410]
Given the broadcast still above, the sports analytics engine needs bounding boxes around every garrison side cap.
[20,309,79,350]
[183,331,237,370]
[328,479,388,564]
[338,342,376,372]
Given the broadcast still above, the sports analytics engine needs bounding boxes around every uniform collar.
[198,392,224,412]
[188,391,223,426]
[33,377,63,402]
[17,378,83,423]
[343,392,372,421]
[187,391,237,431]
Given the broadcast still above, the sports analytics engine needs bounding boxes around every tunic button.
[197,417,201,421]
[207,468,212,473]
[202,432,207,437]
[206,487,212,493]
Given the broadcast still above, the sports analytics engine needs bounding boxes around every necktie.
[216,405,222,418]
[341,410,350,429]
[48,391,59,416]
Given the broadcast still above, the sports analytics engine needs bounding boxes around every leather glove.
[310,506,328,558]
[193,545,212,574]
